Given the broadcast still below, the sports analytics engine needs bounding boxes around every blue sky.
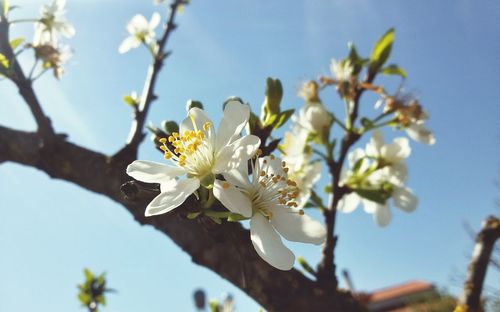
[1,0,499,311]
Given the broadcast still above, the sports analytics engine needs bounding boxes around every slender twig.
[120,0,187,155]
[458,216,500,312]
[0,16,55,139]
[316,72,375,289]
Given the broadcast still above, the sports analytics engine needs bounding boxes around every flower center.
[250,156,303,219]
[159,119,214,177]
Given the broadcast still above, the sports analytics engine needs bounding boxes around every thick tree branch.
[0,125,364,311]
[121,0,186,155]
[0,16,55,139]
[458,216,500,312]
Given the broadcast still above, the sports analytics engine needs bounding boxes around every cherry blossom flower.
[33,0,75,47]
[213,155,326,270]
[127,101,261,216]
[119,13,161,54]
[338,131,417,227]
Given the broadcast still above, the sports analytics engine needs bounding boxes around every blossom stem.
[9,18,40,24]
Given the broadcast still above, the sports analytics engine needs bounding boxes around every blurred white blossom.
[34,0,75,47]
[119,13,161,54]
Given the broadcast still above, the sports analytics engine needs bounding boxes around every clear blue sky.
[1,0,499,311]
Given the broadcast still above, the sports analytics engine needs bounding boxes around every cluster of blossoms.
[30,0,74,78]
[127,101,326,270]
[338,131,417,227]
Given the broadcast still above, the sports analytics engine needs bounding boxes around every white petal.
[127,14,149,34]
[406,123,436,145]
[373,204,392,227]
[361,199,379,213]
[149,12,161,29]
[337,192,361,213]
[216,101,250,151]
[145,178,200,216]
[223,167,251,189]
[213,180,252,218]
[366,130,384,157]
[270,206,326,245]
[213,135,260,173]
[250,214,295,270]
[257,155,286,178]
[392,186,418,213]
[126,160,185,183]
[119,36,141,54]
[179,107,212,134]
[382,137,411,163]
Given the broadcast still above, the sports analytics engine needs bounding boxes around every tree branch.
[0,124,364,312]
[458,216,500,312]
[316,72,375,289]
[0,16,55,139]
[120,0,186,155]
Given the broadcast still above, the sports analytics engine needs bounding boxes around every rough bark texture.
[0,125,365,311]
[458,216,500,312]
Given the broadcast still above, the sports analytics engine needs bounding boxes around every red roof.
[368,280,434,303]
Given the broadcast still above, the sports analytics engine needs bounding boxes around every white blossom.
[330,58,354,82]
[213,155,326,270]
[34,0,75,47]
[338,131,417,227]
[127,101,261,216]
[119,13,161,54]
[292,102,332,138]
[281,126,321,208]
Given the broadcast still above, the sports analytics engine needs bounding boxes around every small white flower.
[338,131,417,227]
[119,13,161,54]
[338,186,417,227]
[292,102,332,138]
[405,120,436,145]
[127,101,261,216]
[34,0,75,47]
[330,58,354,82]
[214,155,326,270]
[281,126,321,208]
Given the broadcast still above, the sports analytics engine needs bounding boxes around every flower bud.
[193,289,206,310]
[186,99,203,111]
[262,77,283,116]
[161,120,179,134]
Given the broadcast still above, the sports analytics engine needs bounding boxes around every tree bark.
[0,125,364,312]
[458,216,500,312]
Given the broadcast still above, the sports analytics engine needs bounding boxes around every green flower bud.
[161,120,179,134]
[186,99,203,111]
[262,77,283,117]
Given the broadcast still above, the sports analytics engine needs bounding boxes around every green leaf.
[381,64,407,78]
[78,293,91,305]
[10,37,24,51]
[352,157,366,173]
[207,216,222,224]
[360,117,374,129]
[84,268,94,281]
[187,212,201,219]
[227,213,247,222]
[2,0,8,16]
[354,189,387,204]
[96,295,106,306]
[0,53,9,68]
[369,28,395,74]
[123,95,138,106]
[272,109,294,129]
[297,256,316,276]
